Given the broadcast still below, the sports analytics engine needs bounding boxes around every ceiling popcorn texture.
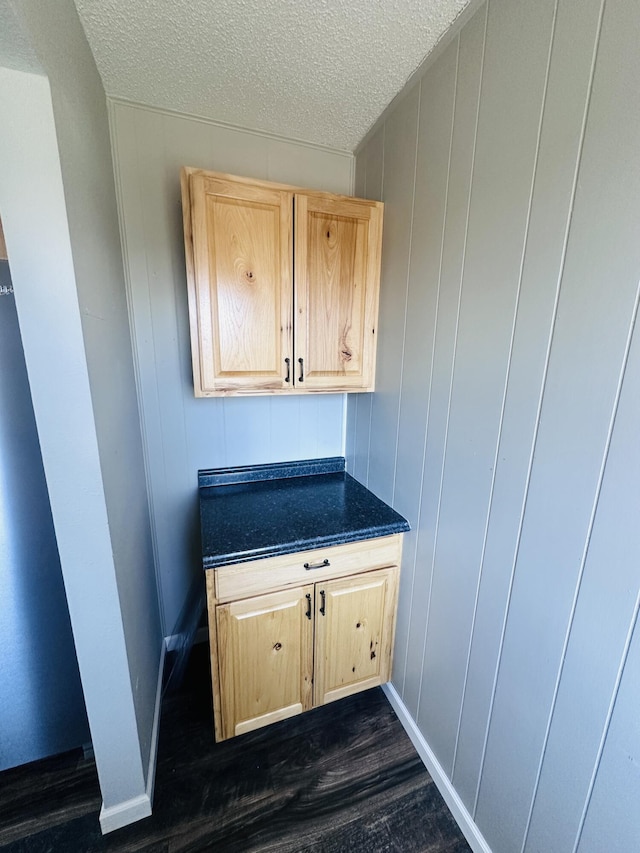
[73,0,470,151]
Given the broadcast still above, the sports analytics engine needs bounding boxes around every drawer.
[214,533,403,603]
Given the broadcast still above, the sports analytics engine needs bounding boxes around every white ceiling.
[73,0,470,152]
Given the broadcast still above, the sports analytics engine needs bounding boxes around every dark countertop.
[198,458,410,569]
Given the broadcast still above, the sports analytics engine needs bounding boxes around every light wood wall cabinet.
[0,219,7,261]
[181,169,383,396]
[206,535,402,741]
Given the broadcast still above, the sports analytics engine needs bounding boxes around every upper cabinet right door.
[294,193,383,392]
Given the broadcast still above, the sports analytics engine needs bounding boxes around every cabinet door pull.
[298,357,304,382]
[319,590,326,616]
[284,357,291,383]
[305,593,312,620]
[304,558,330,570]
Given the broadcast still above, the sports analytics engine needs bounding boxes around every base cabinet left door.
[212,562,400,741]
[216,585,314,740]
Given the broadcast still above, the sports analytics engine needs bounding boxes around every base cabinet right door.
[313,567,398,706]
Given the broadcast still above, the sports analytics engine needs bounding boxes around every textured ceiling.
[73,0,470,151]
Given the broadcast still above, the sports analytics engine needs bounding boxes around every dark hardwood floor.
[0,645,471,852]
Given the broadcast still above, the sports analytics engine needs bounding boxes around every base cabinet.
[206,537,402,741]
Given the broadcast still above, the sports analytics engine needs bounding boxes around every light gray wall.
[0,0,40,73]
[0,65,148,815]
[347,1,640,851]
[109,102,352,635]
[12,1,163,787]
[1,0,162,822]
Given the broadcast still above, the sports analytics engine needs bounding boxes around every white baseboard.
[99,640,165,834]
[145,639,165,806]
[99,793,152,834]
[382,683,493,853]
[164,625,208,652]
[164,632,181,652]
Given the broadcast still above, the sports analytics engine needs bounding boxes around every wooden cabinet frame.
[0,219,7,261]
[182,168,383,396]
[205,534,402,742]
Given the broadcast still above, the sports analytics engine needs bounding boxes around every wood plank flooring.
[0,644,471,852]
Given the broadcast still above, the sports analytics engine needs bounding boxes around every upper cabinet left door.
[182,169,294,396]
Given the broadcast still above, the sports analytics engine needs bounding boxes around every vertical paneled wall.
[346,1,640,851]
[110,103,352,634]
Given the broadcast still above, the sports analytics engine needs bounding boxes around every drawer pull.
[304,558,330,570]
[305,593,312,620]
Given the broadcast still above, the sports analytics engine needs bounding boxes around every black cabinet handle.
[319,590,326,616]
[284,358,291,383]
[298,357,304,382]
[304,558,330,570]
[305,593,312,620]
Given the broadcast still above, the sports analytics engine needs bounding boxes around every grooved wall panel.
[367,87,419,506]
[413,2,498,761]
[452,0,605,811]
[350,127,385,490]
[521,0,640,848]
[576,612,640,853]
[347,0,640,850]
[392,37,457,699]
[110,103,351,633]
[476,0,640,843]
[344,156,367,476]
[404,16,485,718]
[524,277,640,853]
